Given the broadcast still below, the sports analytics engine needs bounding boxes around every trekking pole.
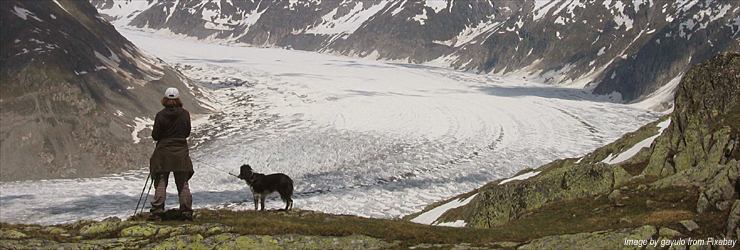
[134,172,151,217]
[140,176,154,215]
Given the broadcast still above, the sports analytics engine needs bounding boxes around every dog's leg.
[286,198,293,210]
[259,194,267,211]
[279,196,293,211]
[252,194,259,210]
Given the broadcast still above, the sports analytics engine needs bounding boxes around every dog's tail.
[279,177,294,210]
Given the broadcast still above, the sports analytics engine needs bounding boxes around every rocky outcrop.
[0,217,397,249]
[644,52,740,176]
[0,1,210,181]
[462,161,631,228]
[518,225,656,250]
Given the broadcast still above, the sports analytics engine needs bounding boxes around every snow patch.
[499,171,541,185]
[410,194,477,227]
[306,1,389,35]
[597,47,607,56]
[630,73,682,112]
[12,6,42,21]
[412,8,428,25]
[127,117,154,144]
[95,0,158,26]
[444,19,502,47]
[94,50,121,68]
[603,118,671,165]
[533,0,558,22]
[554,16,567,25]
[424,0,448,13]
[390,0,407,16]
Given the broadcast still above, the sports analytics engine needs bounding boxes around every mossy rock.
[79,237,147,249]
[79,219,139,238]
[645,52,740,176]
[649,160,738,212]
[0,229,28,240]
[0,238,62,249]
[211,235,278,250]
[119,223,171,238]
[41,226,68,235]
[147,234,206,250]
[168,223,233,237]
[281,234,395,250]
[198,233,241,248]
[518,225,657,250]
[461,160,631,228]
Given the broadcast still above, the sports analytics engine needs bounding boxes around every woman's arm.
[152,112,163,141]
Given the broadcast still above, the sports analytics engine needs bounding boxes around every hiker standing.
[149,87,194,221]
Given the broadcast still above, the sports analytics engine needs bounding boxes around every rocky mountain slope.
[95,0,740,104]
[416,51,739,247]
[0,0,210,181]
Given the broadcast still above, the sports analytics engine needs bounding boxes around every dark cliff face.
[95,0,740,103]
[0,0,208,181]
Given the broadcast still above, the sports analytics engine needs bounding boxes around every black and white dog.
[237,164,294,211]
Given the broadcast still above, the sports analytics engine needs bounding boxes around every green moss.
[212,235,273,250]
[149,234,206,250]
[119,223,166,238]
[0,229,28,239]
[78,220,138,238]
[462,161,632,228]
[518,225,656,250]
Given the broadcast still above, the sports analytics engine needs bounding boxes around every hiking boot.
[147,212,163,222]
[180,210,194,221]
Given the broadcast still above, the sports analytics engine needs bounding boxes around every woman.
[149,87,194,221]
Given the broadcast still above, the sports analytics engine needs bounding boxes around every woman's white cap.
[165,88,180,99]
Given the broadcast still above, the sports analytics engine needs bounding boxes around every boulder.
[78,218,140,238]
[0,229,27,240]
[679,220,700,232]
[728,200,740,240]
[463,160,631,228]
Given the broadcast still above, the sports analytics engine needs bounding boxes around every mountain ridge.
[94,0,740,104]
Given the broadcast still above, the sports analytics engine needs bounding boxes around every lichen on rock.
[518,225,657,250]
[463,160,632,228]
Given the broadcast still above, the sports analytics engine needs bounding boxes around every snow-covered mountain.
[94,0,740,102]
[0,0,210,181]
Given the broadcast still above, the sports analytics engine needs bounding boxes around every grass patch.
[494,179,729,240]
[175,209,525,248]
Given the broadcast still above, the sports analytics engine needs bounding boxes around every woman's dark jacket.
[150,107,193,175]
